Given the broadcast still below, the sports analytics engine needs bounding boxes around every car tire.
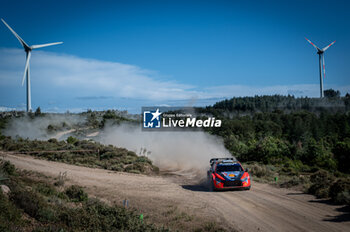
[208,179,215,192]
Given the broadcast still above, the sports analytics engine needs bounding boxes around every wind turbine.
[1,19,63,112]
[305,38,335,98]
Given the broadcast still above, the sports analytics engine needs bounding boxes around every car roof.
[209,157,237,165]
[217,161,240,166]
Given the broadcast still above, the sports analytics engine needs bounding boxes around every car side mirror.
[245,168,249,172]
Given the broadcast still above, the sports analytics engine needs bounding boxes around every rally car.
[207,158,251,191]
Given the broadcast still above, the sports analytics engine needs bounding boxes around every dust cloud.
[3,114,233,175]
[3,114,83,140]
[99,123,232,175]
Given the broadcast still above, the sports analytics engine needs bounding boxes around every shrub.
[1,161,16,176]
[0,191,24,231]
[303,138,337,170]
[65,185,88,202]
[100,151,116,160]
[333,191,350,205]
[196,221,225,232]
[47,124,55,131]
[35,107,42,116]
[245,163,274,178]
[47,138,58,143]
[308,170,335,198]
[36,182,57,196]
[136,156,152,164]
[333,140,350,173]
[37,207,57,222]
[66,136,78,145]
[279,176,304,188]
[10,185,47,219]
[329,179,350,205]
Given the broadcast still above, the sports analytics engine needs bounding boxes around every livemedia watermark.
[142,106,221,131]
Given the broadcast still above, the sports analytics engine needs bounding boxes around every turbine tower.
[305,38,335,98]
[1,19,63,112]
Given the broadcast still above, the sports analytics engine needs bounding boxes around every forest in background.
[198,90,350,204]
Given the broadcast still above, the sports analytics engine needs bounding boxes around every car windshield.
[216,164,243,172]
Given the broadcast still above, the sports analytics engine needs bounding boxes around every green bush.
[308,170,335,198]
[279,176,301,188]
[333,191,350,205]
[247,136,290,163]
[1,161,16,176]
[47,138,58,143]
[329,179,350,205]
[35,182,57,196]
[37,207,57,222]
[245,163,274,178]
[0,191,24,231]
[10,185,47,219]
[195,221,226,232]
[333,140,350,173]
[66,136,79,145]
[100,151,117,160]
[65,185,88,202]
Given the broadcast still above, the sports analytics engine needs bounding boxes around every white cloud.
[0,106,16,112]
[0,48,198,100]
[0,48,349,108]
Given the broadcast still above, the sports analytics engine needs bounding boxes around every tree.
[67,136,78,145]
[34,107,41,116]
[248,136,290,163]
[333,139,350,173]
[303,138,336,170]
[324,89,340,98]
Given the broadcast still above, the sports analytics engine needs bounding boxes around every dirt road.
[2,153,349,232]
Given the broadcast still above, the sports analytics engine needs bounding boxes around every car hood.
[219,171,243,180]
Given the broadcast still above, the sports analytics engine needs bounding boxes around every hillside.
[202,93,350,115]
[198,94,350,204]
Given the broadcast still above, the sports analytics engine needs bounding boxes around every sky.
[0,0,349,113]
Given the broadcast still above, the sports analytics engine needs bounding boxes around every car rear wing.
[210,157,237,165]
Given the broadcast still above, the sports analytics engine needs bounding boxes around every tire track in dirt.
[2,153,349,232]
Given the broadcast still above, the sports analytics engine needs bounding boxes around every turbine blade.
[31,42,63,49]
[22,52,31,86]
[322,40,336,51]
[322,54,326,79]
[305,37,321,51]
[1,18,30,49]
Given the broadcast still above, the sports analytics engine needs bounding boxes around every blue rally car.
[207,158,251,191]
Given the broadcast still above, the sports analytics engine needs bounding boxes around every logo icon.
[143,108,162,128]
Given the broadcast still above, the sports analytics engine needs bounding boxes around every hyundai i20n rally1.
[207,158,251,191]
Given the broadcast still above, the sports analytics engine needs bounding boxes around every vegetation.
[204,110,350,171]
[0,160,167,232]
[82,109,138,129]
[0,136,158,174]
[202,91,350,114]
[1,93,349,206]
[0,111,157,175]
[200,93,350,204]
[64,185,88,202]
